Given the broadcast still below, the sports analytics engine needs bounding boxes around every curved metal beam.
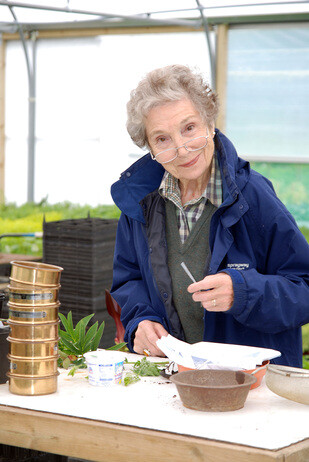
[195,0,216,89]
[8,5,31,81]
[8,5,36,203]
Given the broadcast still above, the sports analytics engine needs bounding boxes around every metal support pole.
[195,0,216,89]
[8,6,36,202]
[27,32,37,203]
[0,34,5,204]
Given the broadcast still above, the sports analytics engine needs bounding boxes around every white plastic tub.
[84,350,125,387]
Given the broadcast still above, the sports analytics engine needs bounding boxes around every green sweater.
[165,200,217,343]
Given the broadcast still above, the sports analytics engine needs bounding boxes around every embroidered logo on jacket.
[226,263,249,270]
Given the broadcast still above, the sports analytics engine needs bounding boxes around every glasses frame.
[150,132,210,165]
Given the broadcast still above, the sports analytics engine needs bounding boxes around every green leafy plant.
[58,311,126,376]
[123,372,141,386]
[122,357,169,386]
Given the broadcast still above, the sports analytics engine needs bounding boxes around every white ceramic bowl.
[265,364,309,405]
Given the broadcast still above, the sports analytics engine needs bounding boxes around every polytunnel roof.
[0,0,309,34]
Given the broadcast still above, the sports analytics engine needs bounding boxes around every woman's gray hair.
[126,64,219,150]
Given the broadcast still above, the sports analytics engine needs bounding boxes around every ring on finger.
[212,299,216,307]
[143,348,151,357]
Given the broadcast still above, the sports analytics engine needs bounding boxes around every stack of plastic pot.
[6,261,63,395]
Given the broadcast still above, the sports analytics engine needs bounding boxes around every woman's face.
[145,98,215,185]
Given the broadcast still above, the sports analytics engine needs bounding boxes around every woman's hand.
[187,272,234,312]
[133,320,168,357]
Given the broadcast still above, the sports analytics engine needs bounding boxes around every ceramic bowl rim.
[170,369,257,389]
[267,364,309,378]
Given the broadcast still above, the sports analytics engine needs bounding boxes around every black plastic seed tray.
[59,293,106,310]
[43,218,118,243]
[59,278,110,297]
[44,239,115,252]
[59,268,112,281]
[44,260,113,276]
[42,217,118,347]
[44,244,115,265]
[59,304,107,323]
[62,271,111,282]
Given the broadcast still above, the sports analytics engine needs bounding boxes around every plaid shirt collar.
[159,149,222,209]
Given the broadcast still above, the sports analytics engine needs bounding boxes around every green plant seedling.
[58,311,126,376]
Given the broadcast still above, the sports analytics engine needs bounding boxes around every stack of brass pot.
[7,261,63,395]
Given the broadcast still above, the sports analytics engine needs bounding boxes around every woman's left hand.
[187,272,234,312]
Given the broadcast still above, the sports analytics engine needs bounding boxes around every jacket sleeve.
[110,213,168,351]
[225,207,309,333]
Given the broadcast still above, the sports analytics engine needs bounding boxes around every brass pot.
[7,372,59,395]
[10,261,63,287]
[8,320,59,341]
[8,337,59,357]
[8,285,60,305]
[8,302,60,323]
[8,354,59,376]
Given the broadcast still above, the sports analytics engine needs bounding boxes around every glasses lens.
[185,136,207,151]
[155,149,177,164]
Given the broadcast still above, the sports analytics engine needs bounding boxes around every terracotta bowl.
[170,369,257,412]
[245,360,269,389]
[177,360,270,390]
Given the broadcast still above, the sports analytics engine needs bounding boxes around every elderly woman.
[110,64,309,366]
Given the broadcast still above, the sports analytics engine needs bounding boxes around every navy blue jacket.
[111,130,309,367]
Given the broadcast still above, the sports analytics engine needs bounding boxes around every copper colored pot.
[8,320,59,341]
[8,285,60,305]
[10,261,63,287]
[8,354,59,376]
[8,302,60,323]
[8,337,59,358]
[7,372,59,395]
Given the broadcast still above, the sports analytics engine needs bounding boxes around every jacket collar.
[111,129,250,224]
[111,152,164,223]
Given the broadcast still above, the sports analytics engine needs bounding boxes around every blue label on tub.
[87,358,124,386]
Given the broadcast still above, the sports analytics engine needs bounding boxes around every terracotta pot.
[170,369,256,412]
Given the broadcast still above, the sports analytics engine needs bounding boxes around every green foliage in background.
[303,324,309,369]
[251,162,309,226]
[0,201,120,256]
[300,226,309,243]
